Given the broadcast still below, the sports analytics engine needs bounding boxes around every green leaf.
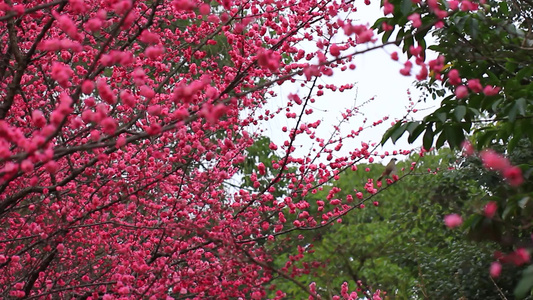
[518,196,530,209]
[468,107,481,116]
[395,28,405,45]
[505,23,518,36]
[436,131,447,148]
[453,106,467,121]
[455,15,468,32]
[475,129,496,148]
[381,122,403,145]
[515,265,533,299]
[502,201,516,220]
[516,68,533,83]
[406,121,420,135]
[485,70,499,82]
[382,27,394,44]
[508,102,518,123]
[491,98,503,112]
[428,45,445,52]
[459,119,472,132]
[515,98,527,116]
[441,95,455,104]
[499,1,509,15]
[435,111,447,123]
[103,68,113,77]
[372,17,389,31]
[403,35,414,56]
[417,37,427,57]
[508,134,521,152]
[400,0,412,16]
[408,123,426,143]
[423,125,434,150]
[506,61,518,73]
[391,123,409,143]
[469,18,479,40]
[463,214,483,229]
[448,125,465,149]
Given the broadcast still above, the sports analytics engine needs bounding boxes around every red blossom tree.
[0,0,401,298]
[0,0,506,298]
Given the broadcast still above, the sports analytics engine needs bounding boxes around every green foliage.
[240,136,279,176]
[378,0,533,152]
[266,150,521,299]
[373,3,533,295]
[373,0,434,58]
[458,140,533,245]
[238,136,293,198]
[516,265,533,299]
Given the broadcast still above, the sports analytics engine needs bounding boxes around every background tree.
[379,0,533,152]
[266,149,522,299]
[375,0,533,297]
[0,0,412,298]
[2,0,532,298]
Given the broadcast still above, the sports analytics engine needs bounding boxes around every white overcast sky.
[249,1,439,163]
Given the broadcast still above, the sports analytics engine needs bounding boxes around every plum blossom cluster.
[460,142,524,187]
[443,142,528,281]
[0,0,420,298]
[381,0,502,100]
[445,143,524,228]
[490,248,531,278]
[0,0,500,296]
[479,148,524,187]
[446,68,501,98]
